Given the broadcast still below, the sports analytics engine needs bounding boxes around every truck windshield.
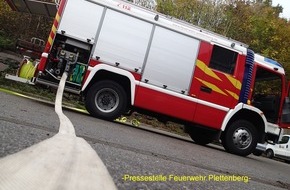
[252,67,282,123]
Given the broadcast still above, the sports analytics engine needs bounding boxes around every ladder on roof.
[132,0,157,10]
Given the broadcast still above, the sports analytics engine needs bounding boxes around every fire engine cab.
[8,0,290,156]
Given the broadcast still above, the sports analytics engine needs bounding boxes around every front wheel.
[266,149,274,158]
[223,120,258,156]
[85,80,127,120]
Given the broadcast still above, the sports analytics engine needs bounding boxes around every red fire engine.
[9,0,290,156]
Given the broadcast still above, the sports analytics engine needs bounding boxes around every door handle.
[200,86,212,93]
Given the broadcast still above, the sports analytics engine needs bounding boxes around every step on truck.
[7,0,290,156]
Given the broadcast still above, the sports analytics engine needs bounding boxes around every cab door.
[251,66,283,124]
[189,43,245,129]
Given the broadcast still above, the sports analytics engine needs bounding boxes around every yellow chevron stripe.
[52,25,57,34]
[196,78,227,96]
[226,90,239,100]
[226,75,242,90]
[196,60,242,100]
[56,13,60,22]
[196,60,221,81]
[48,36,53,45]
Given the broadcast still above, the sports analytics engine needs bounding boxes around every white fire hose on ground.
[0,54,117,190]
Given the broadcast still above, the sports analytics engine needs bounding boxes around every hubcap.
[95,88,119,113]
[232,127,252,150]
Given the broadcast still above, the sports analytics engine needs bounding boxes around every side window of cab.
[209,45,238,75]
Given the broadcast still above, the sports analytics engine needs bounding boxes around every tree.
[156,0,229,32]
[224,1,290,75]
[0,1,52,50]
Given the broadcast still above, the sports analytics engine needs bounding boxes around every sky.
[272,0,290,19]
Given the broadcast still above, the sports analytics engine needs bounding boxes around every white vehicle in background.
[265,135,290,163]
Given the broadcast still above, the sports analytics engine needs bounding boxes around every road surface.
[0,90,289,189]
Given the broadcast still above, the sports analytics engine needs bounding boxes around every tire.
[223,120,258,156]
[221,134,229,152]
[266,149,274,159]
[85,80,127,120]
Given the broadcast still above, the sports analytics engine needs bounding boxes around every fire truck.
[8,0,290,156]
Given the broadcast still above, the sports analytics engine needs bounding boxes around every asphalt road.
[0,90,289,190]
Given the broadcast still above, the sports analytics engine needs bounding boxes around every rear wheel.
[85,80,127,120]
[223,120,258,156]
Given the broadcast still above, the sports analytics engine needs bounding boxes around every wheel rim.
[95,88,119,113]
[232,127,252,150]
